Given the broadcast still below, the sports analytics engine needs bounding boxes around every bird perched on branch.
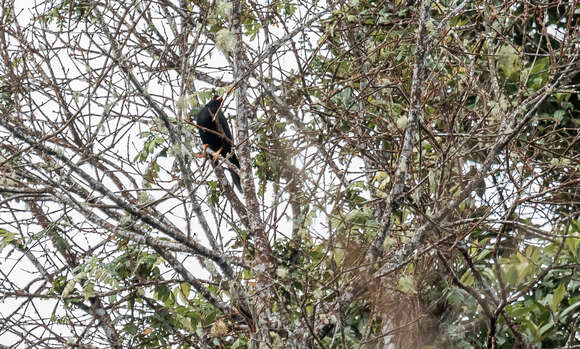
[195,95,242,192]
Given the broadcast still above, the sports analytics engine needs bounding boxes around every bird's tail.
[229,169,243,193]
[230,154,240,169]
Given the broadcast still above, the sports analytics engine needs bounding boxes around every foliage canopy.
[0,0,579,348]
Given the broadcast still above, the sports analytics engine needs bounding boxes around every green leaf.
[530,57,549,75]
[526,245,541,263]
[397,275,415,294]
[82,281,95,300]
[460,270,474,286]
[550,283,566,313]
[154,284,171,302]
[176,313,194,331]
[243,269,253,280]
[333,242,345,265]
[445,287,467,305]
[554,109,566,123]
[566,232,579,258]
[345,208,372,224]
[0,228,15,252]
[124,323,138,335]
[538,320,554,339]
[554,92,571,102]
[560,299,580,320]
[341,87,354,108]
[475,248,491,262]
[190,312,201,329]
[568,220,580,259]
[180,282,190,302]
[504,265,518,287]
[497,45,520,79]
[232,337,247,348]
[205,308,217,324]
[509,304,529,318]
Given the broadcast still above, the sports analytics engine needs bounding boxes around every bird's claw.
[212,148,223,163]
[195,144,210,158]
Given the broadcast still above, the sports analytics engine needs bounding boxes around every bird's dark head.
[207,95,224,112]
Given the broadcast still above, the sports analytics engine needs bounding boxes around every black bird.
[195,95,242,192]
